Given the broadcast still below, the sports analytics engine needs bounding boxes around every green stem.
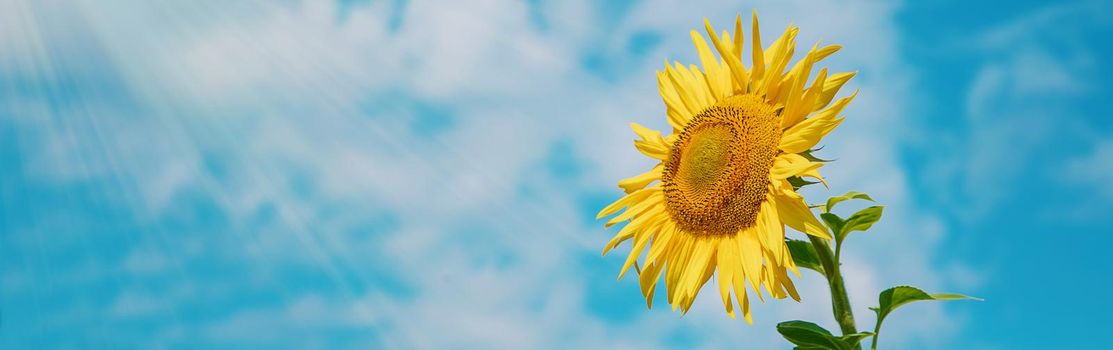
[870,315,883,350]
[808,235,860,348]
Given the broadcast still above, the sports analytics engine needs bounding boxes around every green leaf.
[788,176,820,190]
[786,239,825,276]
[801,147,835,163]
[869,286,980,350]
[874,285,982,323]
[777,321,850,350]
[838,332,874,348]
[824,191,875,213]
[930,293,983,301]
[838,206,884,240]
[819,213,845,240]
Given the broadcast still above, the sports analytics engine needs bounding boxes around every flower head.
[598,11,857,323]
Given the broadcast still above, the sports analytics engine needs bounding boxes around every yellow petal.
[679,239,714,304]
[760,265,781,299]
[721,30,733,62]
[774,191,831,239]
[597,186,657,219]
[631,123,670,160]
[779,43,821,127]
[815,71,856,110]
[645,221,675,266]
[690,30,730,100]
[704,18,750,92]
[602,205,664,254]
[658,69,693,128]
[760,26,798,99]
[630,122,664,143]
[779,104,843,154]
[665,107,688,131]
[618,218,661,280]
[716,241,736,318]
[783,243,800,276]
[797,68,828,119]
[618,164,663,193]
[800,166,829,188]
[812,89,858,122]
[813,44,841,62]
[665,236,694,305]
[779,90,857,154]
[763,25,796,68]
[665,62,705,115]
[732,14,744,59]
[750,11,765,83]
[639,261,665,308]
[684,63,714,107]
[737,229,765,301]
[604,190,662,228]
[684,247,719,313]
[777,267,801,301]
[759,198,784,265]
[770,153,823,180]
[725,239,753,323]
[740,282,753,324]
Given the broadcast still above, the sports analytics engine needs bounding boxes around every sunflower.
[597,12,857,323]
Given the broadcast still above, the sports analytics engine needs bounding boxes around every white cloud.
[123,248,171,275]
[1064,139,1113,199]
[919,0,1109,221]
[202,294,381,347]
[110,291,170,318]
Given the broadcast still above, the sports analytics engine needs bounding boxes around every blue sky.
[1,0,1110,349]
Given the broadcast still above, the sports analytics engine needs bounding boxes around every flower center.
[661,94,782,236]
